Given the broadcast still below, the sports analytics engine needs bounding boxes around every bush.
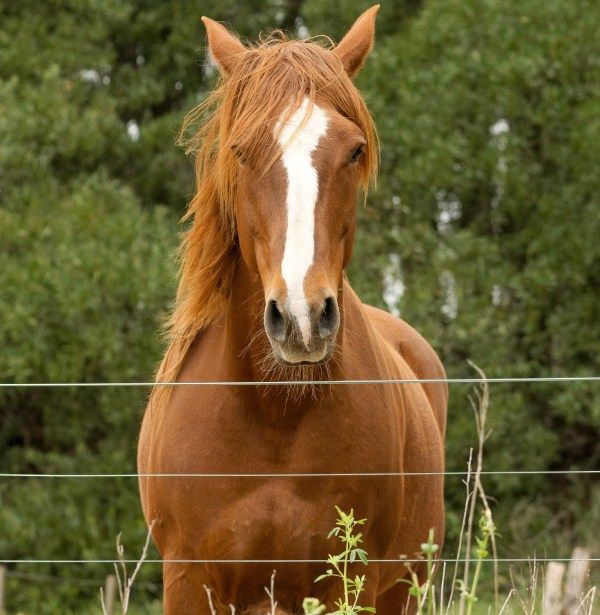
[0,173,176,611]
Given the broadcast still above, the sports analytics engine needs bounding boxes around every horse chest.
[147,386,404,553]
[156,386,401,477]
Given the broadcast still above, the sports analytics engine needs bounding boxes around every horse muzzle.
[264,293,340,365]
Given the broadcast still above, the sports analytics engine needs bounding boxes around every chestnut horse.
[138,6,447,614]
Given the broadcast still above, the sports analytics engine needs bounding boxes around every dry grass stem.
[578,586,597,615]
[265,570,278,615]
[448,448,473,610]
[101,520,155,615]
[204,585,218,615]
[497,588,515,614]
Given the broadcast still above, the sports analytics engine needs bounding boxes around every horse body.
[138,7,447,612]
[139,266,446,613]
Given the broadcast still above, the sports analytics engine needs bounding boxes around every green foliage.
[1,0,599,611]
[401,529,439,615]
[312,507,374,615]
[302,0,421,42]
[458,514,496,615]
[303,597,328,615]
[0,172,174,611]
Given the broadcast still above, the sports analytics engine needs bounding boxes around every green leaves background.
[0,0,598,611]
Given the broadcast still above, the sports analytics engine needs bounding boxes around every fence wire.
[2,558,599,565]
[1,377,598,573]
[0,469,598,478]
[1,376,599,387]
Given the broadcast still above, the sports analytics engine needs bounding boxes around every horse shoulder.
[362,303,448,438]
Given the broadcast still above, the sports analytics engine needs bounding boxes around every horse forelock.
[183,34,378,203]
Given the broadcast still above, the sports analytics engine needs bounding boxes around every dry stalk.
[101,520,155,615]
[204,585,218,615]
[203,574,276,615]
[497,588,515,614]
[448,448,473,610]
[509,559,540,615]
[468,361,499,605]
[439,560,447,614]
[265,570,278,615]
[456,362,498,615]
[578,585,597,615]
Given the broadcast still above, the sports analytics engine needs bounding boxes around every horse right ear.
[334,5,380,78]
[201,17,245,75]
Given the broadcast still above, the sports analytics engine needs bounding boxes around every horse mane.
[150,31,379,409]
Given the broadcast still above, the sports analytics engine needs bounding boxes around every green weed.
[305,507,375,615]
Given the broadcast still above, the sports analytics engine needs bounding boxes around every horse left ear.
[333,5,380,78]
[201,16,246,75]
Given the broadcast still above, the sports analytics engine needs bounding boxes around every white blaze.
[275,98,329,347]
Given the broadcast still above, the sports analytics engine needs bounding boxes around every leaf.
[328,527,341,539]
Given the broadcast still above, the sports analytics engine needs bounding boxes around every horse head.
[195,7,380,367]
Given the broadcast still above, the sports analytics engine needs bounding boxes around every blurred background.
[0,0,598,612]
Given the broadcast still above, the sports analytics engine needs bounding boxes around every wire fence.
[1,469,599,478]
[1,375,598,573]
[1,375,599,387]
[2,558,599,565]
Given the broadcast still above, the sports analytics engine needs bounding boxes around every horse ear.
[333,5,380,78]
[201,16,245,75]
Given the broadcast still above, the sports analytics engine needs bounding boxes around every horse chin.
[271,342,333,366]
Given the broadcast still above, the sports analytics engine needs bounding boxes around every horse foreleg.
[163,562,220,615]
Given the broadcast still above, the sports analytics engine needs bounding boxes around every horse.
[138,6,447,614]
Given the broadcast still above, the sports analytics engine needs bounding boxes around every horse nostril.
[265,299,286,341]
[319,296,339,338]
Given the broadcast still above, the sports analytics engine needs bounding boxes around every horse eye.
[349,146,364,163]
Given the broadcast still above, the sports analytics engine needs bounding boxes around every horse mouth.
[279,357,328,366]
[270,341,333,366]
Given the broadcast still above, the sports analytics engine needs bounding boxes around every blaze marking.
[275,98,329,347]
